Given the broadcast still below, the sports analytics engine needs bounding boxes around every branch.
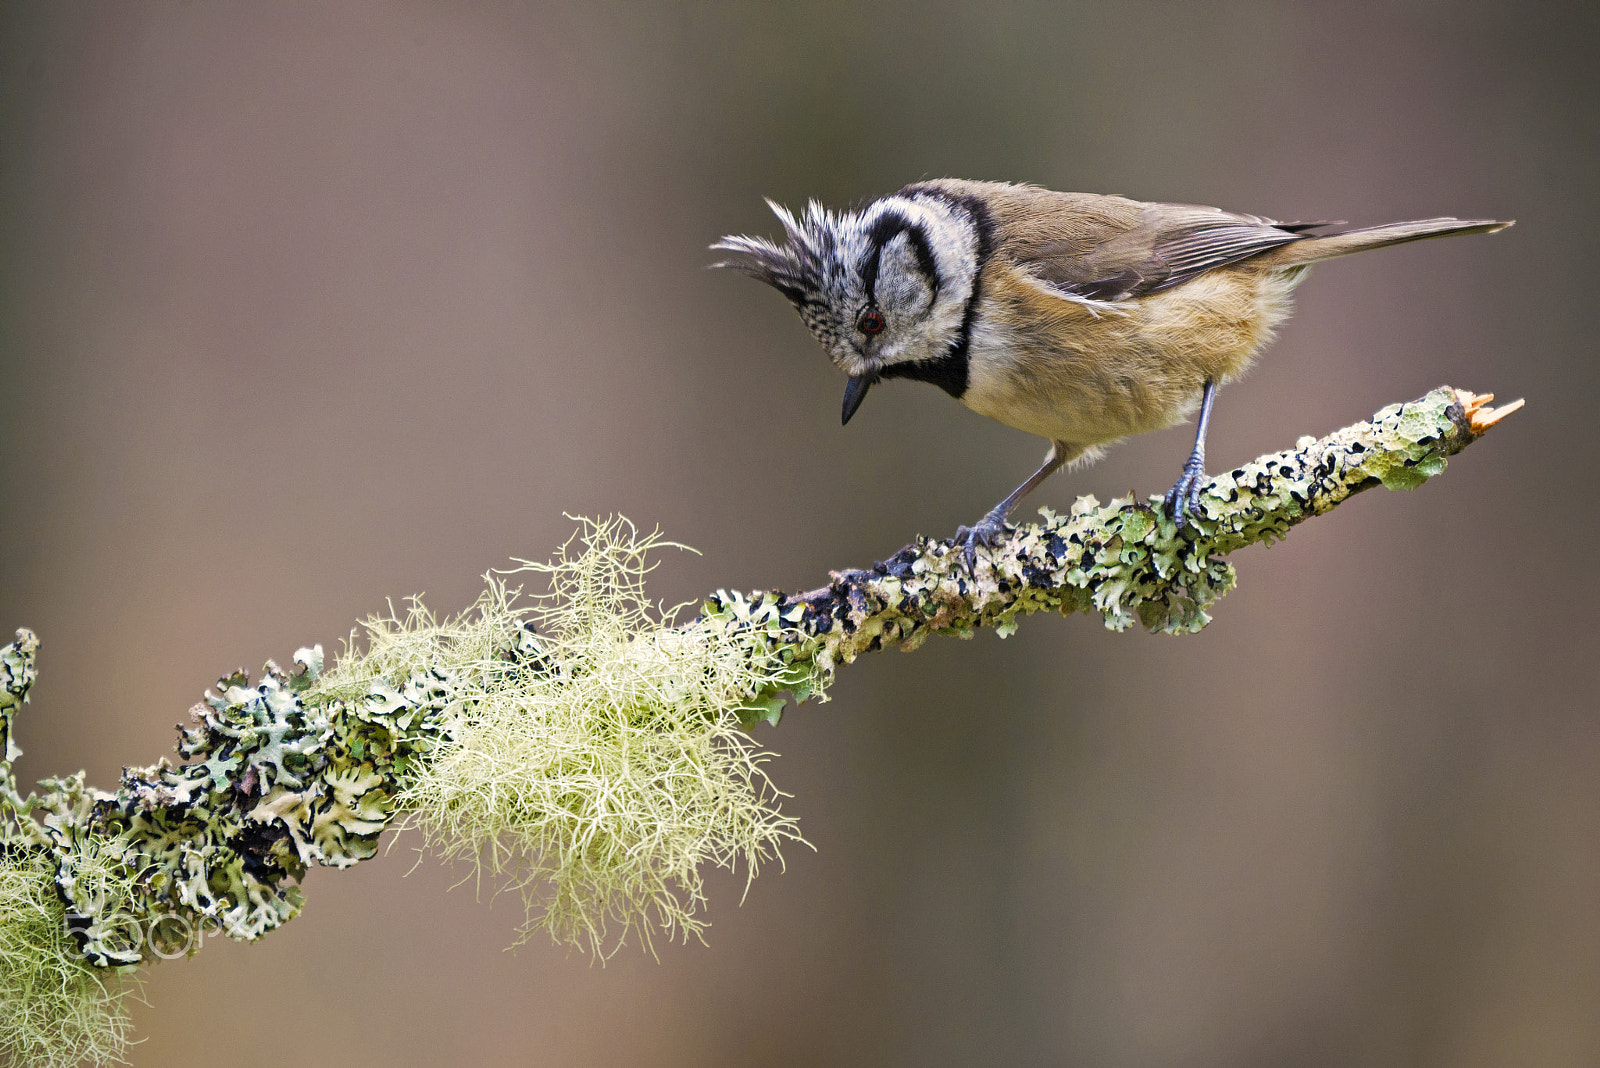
[707,386,1522,702]
[0,385,1518,1064]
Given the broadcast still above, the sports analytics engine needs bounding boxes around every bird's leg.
[1164,378,1217,527]
[955,441,1074,570]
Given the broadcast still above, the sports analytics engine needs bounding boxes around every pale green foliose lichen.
[705,387,1482,691]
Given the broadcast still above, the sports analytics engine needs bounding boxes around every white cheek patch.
[876,234,934,321]
[855,197,980,367]
[910,201,979,338]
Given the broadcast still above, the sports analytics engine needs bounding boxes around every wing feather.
[1001,194,1311,302]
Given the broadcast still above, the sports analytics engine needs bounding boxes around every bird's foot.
[953,510,1011,573]
[1163,453,1209,528]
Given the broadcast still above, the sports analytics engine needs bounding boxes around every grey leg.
[1164,378,1217,527]
[956,441,1078,569]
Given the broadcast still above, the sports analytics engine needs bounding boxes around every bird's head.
[714,191,981,423]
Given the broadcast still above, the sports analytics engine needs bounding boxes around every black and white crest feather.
[711,200,851,345]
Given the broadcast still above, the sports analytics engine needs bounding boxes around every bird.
[712,179,1511,563]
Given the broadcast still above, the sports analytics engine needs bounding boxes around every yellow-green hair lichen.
[321,517,819,959]
[0,835,140,1068]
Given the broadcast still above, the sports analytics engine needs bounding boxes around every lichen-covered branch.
[0,386,1517,1065]
[704,386,1521,717]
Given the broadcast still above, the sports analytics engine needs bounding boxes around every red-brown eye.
[857,309,885,335]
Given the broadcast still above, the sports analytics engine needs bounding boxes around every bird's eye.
[857,309,886,335]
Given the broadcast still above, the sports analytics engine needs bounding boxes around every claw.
[1164,457,1208,528]
[953,513,1010,573]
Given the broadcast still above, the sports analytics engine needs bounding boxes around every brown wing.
[914,182,1317,303]
[1012,199,1315,301]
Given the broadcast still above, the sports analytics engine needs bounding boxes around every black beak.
[841,374,874,425]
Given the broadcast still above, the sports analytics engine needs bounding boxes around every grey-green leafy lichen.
[0,387,1514,1065]
[706,387,1514,709]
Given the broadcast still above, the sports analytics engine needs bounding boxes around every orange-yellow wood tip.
[1455,389,1526,433]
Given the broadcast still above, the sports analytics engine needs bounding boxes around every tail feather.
[1258,217,1513,267]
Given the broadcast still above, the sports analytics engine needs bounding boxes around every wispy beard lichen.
[0,837,139,1068]
[346,518,814,958]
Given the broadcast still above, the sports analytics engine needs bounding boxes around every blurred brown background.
[2,2,1596,1065]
